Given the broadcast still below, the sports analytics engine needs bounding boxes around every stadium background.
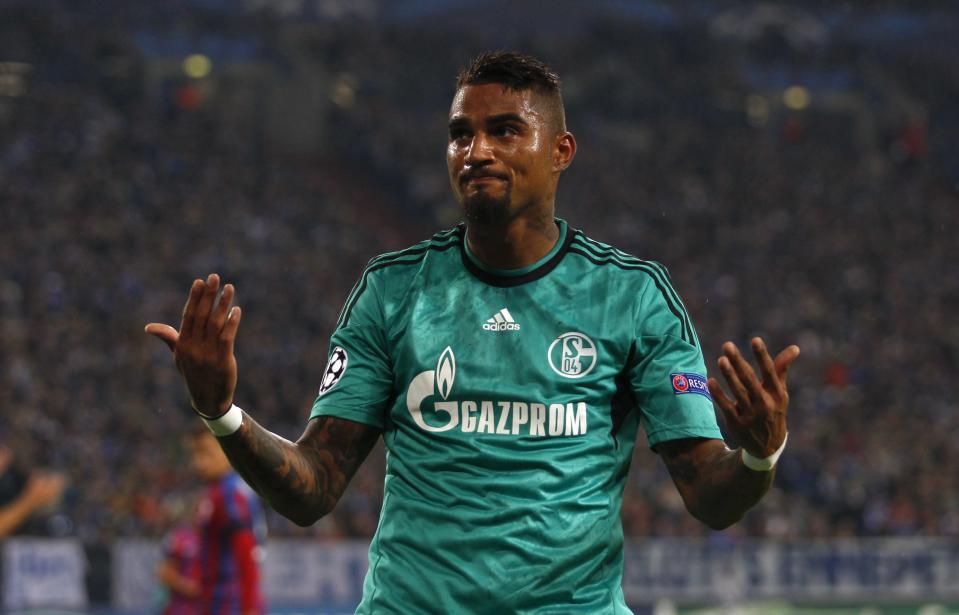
[0,0,957,612]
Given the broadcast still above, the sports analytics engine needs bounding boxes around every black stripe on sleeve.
[335,229,462,329]
[567,245,693,346]
[366,227,461,267]
[570,235,695,344]
[572,235,693,334]
[336,236,462,329]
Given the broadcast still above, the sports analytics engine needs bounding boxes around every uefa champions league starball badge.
[319,347,348,395]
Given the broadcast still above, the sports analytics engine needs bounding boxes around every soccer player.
[185,428,266,615]
[146,51,799,613]
[155,516,201,615]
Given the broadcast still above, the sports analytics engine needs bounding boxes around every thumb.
[145,323,179,353]
[774,345,801,386]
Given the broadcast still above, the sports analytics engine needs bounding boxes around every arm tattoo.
[658,439,775,530]
[217,413,381,526]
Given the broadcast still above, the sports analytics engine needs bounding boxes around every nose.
[465,133,494,166]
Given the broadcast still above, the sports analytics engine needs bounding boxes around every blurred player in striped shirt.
[156,506,201,615]
[186,428,266,615]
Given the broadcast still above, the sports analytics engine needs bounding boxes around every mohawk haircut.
[455,51,567,133]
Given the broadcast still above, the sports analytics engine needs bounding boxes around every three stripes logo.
[482,308,521,332]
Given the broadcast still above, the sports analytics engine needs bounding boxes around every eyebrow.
[448,113,529,129]
[486,113,527,125]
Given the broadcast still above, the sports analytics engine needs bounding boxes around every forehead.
[449,83,544,123]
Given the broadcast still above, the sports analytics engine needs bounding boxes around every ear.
[553,131,577,172]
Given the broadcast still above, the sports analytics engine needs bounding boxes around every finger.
[750,337,779,392]
[191,274,221,340]
[723,341,764,403]
[218,306,242,358]
[774,345,801,387]
[145,323,179,353]
[718,354,752,413]
[207,283,235,337]
[707,377,739,421]
[179,279,205,342]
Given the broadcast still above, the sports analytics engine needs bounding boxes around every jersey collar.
[461,218,573,287]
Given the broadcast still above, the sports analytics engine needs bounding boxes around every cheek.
[446,145,461,173]
[448,151,468,199]
[512,150,545,184]
[446,145,463,179]
[446,148,460,184]
[512,137,549,181]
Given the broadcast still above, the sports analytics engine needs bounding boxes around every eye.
[493,125,518,137]
[449,127,470,141]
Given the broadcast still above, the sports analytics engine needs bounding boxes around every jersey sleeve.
[627,268,723,449]
[310,267,393,429]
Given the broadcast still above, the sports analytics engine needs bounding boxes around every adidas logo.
[483,308,521,332]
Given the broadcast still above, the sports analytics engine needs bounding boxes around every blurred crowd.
[0,1,957,543]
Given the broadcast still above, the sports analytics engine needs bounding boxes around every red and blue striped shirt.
[161,525,201,615]
[195,472,266,615]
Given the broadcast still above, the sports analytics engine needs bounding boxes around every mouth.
[462,173,507,186]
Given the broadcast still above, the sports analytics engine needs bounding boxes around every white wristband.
[741,433,788,472]
[200,404,244,437]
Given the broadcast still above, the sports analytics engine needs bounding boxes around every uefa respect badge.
[670,372,712,400]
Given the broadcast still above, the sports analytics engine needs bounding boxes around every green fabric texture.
[311,220,722,614]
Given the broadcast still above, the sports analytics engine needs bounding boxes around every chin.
[462,192,512,225]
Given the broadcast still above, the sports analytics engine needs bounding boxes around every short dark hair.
[456,51,561,95]
[456,51,566,132]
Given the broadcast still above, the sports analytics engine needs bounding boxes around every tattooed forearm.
[657,438,775,530]
[217,413,381,526]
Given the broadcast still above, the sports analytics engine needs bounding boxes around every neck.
[465,209,559,270]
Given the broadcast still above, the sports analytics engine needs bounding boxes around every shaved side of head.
[455,51,567,135]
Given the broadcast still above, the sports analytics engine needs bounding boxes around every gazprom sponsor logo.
[671,372,711,399]
[436,346,455,400]
[405,346,588,437]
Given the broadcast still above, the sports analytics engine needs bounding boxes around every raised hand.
[145,274,241,417]
[707,337,800,458]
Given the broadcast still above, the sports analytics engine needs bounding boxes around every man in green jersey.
[147,51,800,613]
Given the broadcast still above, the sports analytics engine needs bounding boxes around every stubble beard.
[463,186,512,226]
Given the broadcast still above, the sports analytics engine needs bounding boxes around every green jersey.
[311,219,722,614]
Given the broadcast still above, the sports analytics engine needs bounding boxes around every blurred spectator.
[155,494,201,615]
[0,445,67,537]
